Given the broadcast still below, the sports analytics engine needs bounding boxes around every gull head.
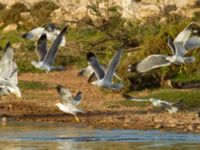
[127,63,137,72]
[56,85,63,93]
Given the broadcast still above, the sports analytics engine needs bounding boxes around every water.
[0,122,200,150]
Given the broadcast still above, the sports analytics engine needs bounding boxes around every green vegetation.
[0,0,199,103]
[19,80,51,90]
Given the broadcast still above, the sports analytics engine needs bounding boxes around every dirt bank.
[0,66,200,133]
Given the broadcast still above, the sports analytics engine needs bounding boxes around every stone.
[20,12,31,20]
[1,117,7,122]
[3,23,17,32]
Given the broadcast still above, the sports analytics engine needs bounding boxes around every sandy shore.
[0,67,200,133]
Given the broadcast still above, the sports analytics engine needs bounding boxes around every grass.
[19,80,51,90]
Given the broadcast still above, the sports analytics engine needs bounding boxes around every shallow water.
[0,122,200,150]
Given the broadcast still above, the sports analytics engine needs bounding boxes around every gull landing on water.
[55,85,84,122]
[136,22,200,73]
[0,42,21,98]
[22,23,66,47]
[87,48,124,90]
[31,26,68,72]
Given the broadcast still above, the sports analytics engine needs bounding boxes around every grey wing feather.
[184,36,200,51]
[72,91,82,105]
[59,87,73,104]
[88,55,105,80]
[43,26,68,66]
[104,48,124,82]
[2,42,13,62]
[37,33,47,61]
[136,55,170,73]
[167,37,175,55]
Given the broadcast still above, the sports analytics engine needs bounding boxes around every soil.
[0,66,200,133]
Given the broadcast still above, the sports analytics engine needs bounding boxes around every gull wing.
[167,37,175,56]
[56,85,73,104]
[174,23,194,57]
[43,26,68,66]
[122,93,148,102]
[22,27,45,40]
[37,33,47,61]
[9,61,18,85]
[103,48,124,82]
[136,55,170,73]
[2,42,13,61]
[87,52,105,80]
[184,36,200,51]
[72,91,82,105]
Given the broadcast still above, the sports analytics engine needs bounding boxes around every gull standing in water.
[0,42,21,98]
[87,48,124,90]
[22,23,66,47]
[55,85,84,122]
[31,26,68,72]
[136,22,200,73]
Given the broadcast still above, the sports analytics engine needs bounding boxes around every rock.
[1,117,7,122]
[8,104,12,110]
[188,124,195,131]
[3,23,17,32]
[20,12,31,20]
[155,124,164,129]
[12,43,21,49]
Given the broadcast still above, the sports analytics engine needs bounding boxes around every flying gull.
[136,22,200,73]
[31,26,68,72]
[0,42,21,97]
[78,64,122,82]
[22,23,66,47]
[87,48,124,90]
[55,85,84,122]
[123,94,183,114]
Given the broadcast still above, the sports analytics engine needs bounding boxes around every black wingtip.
[87,51,95,61]
[122,93,132,100]
[39,33,47,41]
[21,33,28,38]
[56,85,63,92]
[61,26,68,34]
[5,42,11,50]
[77,91,82,95]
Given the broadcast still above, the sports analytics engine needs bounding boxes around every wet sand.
[0,67,200,132]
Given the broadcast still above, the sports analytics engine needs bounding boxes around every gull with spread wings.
[22,23,66,47]
[55,85,84,122]
[136,22,200,73]
[87,48,124,90]
[31,26,68,72]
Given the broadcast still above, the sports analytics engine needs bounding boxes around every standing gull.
[22,23,66,47]
[0,42,21,97]
[31,26,68,72]
[136,22,200,73]
[87,48,124,90]
[55,85,84,122]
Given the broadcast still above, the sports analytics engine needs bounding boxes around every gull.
[87,48,124,90]
[31,26,68,72]
[0,42,21,98]
[22,23,66,46]
[123,93,183,114]
[149,98,183,114]
[55,85,84,122]
[136,22,200,73]
[77,64,122,82]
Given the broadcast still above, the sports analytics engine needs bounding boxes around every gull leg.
[74,114,80,122]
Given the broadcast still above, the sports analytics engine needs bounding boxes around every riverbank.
[0,67,200,133]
